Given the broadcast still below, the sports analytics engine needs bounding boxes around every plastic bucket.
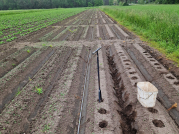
[137,82,158,107]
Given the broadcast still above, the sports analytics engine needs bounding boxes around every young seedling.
[43,124,50,132]
[16,87,21,96]
[29,77,32,81]
[35,87,43,95]
[42,44,47,47]
[27,49,31,53]
[12,63,16,67]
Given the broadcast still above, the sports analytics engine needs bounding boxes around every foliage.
[119,2,129,5]
[88,2,93,7]
[26,49,31,53]
[0,8,86,45]
[35,87,43,95]
[100,5,179,63]
[94,0,104,6]
[0,0,103,10]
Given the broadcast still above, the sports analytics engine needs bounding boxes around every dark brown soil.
[0,48,17,61]
[0,47,36,78]
[73,27,84,41]
[0,47,52,113]
[56,46,88,134]
[29,27,55,42]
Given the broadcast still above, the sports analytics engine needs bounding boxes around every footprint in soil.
[152,119,165,128]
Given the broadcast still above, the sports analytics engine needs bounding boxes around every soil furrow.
[0,48,17,61]
[0,48,54,114]
[0,47,36,78]
[56,46,88,134]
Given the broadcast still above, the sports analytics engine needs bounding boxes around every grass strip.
[100,5,179,65]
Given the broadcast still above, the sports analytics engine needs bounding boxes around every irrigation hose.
[77,50,91,134]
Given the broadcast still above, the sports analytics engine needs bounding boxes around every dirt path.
[0,9,179,134]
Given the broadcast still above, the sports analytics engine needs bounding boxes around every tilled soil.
[0,9,179,134]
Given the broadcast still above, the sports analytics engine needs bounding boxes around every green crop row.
[100,5,179,64]
[0,8,86,45]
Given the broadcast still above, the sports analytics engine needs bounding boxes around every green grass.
[100,5,179,65]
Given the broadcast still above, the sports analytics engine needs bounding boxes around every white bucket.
[137,82,158,107]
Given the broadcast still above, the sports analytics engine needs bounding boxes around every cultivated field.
[0,8,179,134]
[0,8,86,45]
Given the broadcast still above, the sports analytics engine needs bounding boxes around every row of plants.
[0,8,86,45]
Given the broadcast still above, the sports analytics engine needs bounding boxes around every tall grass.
[100,5,179,62]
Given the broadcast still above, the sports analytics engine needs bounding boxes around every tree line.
[0,0,104,10]
[0,0,178,10]
[109,0,179,4]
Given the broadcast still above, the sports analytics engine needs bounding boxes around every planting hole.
[99,120,108,128]
[174,81,179,85]
[154,63,160,65]
[150,60,155,62]
[119,52,123,53]
[129,71,136,74]
[134,82,137,87]
[148,56,153,58]
[97,99,104,102]
[157,67,162,69]
[131,76,138,80]
[166,76,175,79]
[123,60,130,62]
[98,108,107,114]
[143,51,147,53]
[148,108,158,113]
[152,119,165,128]
[125,63,130,65]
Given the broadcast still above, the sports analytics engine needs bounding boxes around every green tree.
[88,2,93,6]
